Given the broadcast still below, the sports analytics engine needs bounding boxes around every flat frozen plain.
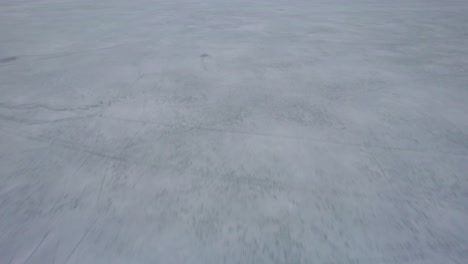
[1,0,468,263]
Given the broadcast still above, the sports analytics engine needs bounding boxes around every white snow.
[1,0,468,263]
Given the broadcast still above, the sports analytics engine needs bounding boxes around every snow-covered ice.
[1,0,468,263]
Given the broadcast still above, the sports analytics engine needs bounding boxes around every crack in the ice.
[63,217,98,264]
[0,102,104,112]
[22,230,50,264]
[0,112,101,125]
[0,102,105,125]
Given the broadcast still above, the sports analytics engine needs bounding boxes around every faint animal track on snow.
[0,56,17,63]
[200,53,210,70]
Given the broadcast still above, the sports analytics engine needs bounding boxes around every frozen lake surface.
[1,0,468,263]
